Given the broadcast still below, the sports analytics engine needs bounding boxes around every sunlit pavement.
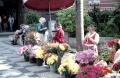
[0,37,64,78]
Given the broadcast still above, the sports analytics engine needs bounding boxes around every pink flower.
[75,49,97,64]
[18,45,33,55]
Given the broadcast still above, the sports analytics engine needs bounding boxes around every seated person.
[23,25,31,45]
[12,24,25,45]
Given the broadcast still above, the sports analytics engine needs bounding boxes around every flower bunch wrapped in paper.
[46,54,58,65]
[58,58,80,75]
[18,45,33,56]
[75,49,97,64]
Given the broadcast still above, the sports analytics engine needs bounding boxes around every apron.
[84,32,98,53]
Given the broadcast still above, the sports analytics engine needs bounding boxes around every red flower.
[112,62,120,71]
[106,39,120,47]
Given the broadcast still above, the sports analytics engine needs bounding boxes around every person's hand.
[43,27,47,30]
[15,32,18,34]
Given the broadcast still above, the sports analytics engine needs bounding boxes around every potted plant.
[75,49,97,67]
[18,45,33,61]
[58,58,80,78]
[46,54,58,72]
[35,49,46,66]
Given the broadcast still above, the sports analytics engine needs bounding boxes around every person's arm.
[88,33,99,44]
[12,18,14,23]
[37,24,47,32]
[83,33,89,43]
[53,30,60,41]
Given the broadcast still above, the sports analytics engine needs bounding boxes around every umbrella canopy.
[23,0,74,11]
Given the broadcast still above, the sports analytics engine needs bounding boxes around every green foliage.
[100,50,110,62]
[24,11,39,24]
[28,23,37,32]
[114,14,120,27]
[56,6,94,33]
[56,7,76,32]
[97,23,120,37]
[84,13,94,34]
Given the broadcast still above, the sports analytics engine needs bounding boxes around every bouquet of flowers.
[45,43,71,57]
[76,65,102,78]
[46,54,58,65]
[75,49,97,64]
[35,49,46,59]
[58,58,80,75]
[112,61,120,72]
[96,64,112,76]
[26,32,37,45]
[29,45,42,58]
[106,39,120,51]
[18,45,33,56]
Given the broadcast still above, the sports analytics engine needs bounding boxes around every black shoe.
[10,40,14,42]
[12,42,17,45]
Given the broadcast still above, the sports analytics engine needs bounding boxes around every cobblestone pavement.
[0,37,64,78]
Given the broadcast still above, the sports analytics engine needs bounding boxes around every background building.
[0,0,57,31]
[87,0,119,11]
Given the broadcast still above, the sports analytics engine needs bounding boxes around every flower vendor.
[83,24,99,53]
[53,23,65,43]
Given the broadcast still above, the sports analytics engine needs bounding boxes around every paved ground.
[0,37,64,78]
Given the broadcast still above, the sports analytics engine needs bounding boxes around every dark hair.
[87,24,96,30]
[20,24,25,26]
[56,23,61,26]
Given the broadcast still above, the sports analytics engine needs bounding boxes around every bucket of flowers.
[35,48,46,66]
[45,43,71,66]
[46,54,58,72]
[75,49,97,67]
[58,58,80,78]
[18,45,33,61]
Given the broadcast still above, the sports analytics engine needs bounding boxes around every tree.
[56,6,93,33]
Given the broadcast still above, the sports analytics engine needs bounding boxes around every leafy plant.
[24,11,39,24]
[56,6,94,33]
[100,50,110,62]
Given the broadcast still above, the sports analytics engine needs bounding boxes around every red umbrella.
[23,0,74,36]
[23,0,74,11]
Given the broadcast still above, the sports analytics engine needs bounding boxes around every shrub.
[24,11,39,24]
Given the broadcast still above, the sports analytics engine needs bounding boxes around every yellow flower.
[35,50,45,59]
[94,52,98,57]
[118,40,120,44]
[58,65,66,75]
[59,44,65,51]
[58,58,80,75]
[46,54,58,65]
[61,58,75,64]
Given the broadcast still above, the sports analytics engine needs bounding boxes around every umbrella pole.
[49,0,53,43]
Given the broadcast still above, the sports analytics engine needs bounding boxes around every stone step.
[0,32,14,37]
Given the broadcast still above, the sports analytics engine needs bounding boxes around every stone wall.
[68,37,114,50]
